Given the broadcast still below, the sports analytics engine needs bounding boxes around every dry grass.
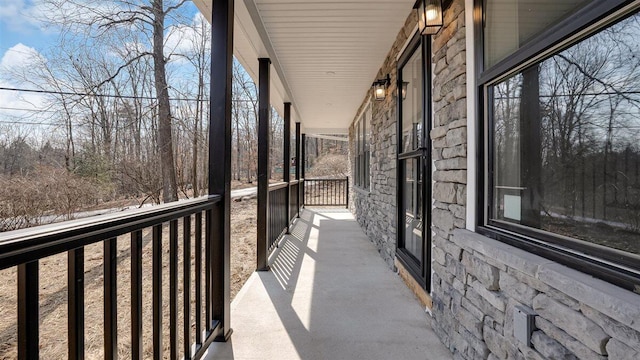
[0,198,257,359]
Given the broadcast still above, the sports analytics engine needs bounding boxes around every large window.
[480,0,640,291]
[355,103,371,189]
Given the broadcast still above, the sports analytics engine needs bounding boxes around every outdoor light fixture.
[401,81,409,100]
[372,74,390,101]
[415,0,443,35]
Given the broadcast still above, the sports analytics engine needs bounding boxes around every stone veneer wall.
[348,11,417,269]
[428,1,640,359]
[350,0,640,359]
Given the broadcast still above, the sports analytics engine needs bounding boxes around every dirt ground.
[0,198,257,359]
[230,198,257,298]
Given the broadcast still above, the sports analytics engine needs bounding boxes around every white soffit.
[194,0,415,134]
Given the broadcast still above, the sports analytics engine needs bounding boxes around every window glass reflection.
[490,12,640,254]
[401,48,423,153]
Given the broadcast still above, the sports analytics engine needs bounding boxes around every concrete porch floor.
[203,208,451,360]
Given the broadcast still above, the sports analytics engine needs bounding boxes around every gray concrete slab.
[203,208,452,360]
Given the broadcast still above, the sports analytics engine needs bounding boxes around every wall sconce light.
[414,0,443,35]
[372,74,390,101]
[401,81,409,100]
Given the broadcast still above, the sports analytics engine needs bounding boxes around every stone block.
[433,245,447,266]
[484,325,508,359]
[506,267,549,293]
[445,252,467,280]
[456,185,466,205]
[449,204,465,220]
[531,330,575,360]
[434,182,457,203]
[471,251,507,272]
[454,304,483,333]
[434,170,467,183]
[433,136,448,149]
[537,263,640,334]
[580,304,640,353]
[433,234,462,260]
[462,295,485,320]
[499,271,539,306]
[535,317,607,360]
[433,208,456,232]
[431,126,448,139]
[442,144,467,159]
[460,327,490,358]
[452,277,466,293]
[471,280,507,312]
[446,127,467,146]
[533,294,609,354]
[484,315,503,333]
[435,157,467,170]
[448,119,467,130]
[518,346,547,360]
[465,287,505,324]
[462,252,500,290]
[606,338,640,360]
[433,261,455,285]
[453,219,467,232]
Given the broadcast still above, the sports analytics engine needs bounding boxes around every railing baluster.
[18,261,39,359]
[153,224,163,360]
[170,219,178,360]
[183,215,192,359]
[195,212,203,346]
[104,238,117,360]
[205,209,212,330]
[68,248,84,360]
[131,230,143,360]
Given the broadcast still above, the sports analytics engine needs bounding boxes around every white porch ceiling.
[194,0,415,134]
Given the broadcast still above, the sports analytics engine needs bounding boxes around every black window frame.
[475,0,640,293]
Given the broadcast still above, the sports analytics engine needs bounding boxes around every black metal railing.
[290,180,300,219]
[0,196,224,359]
[304,178,349,207]
[268,183,289,251]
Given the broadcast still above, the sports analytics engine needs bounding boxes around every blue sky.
[0,0,205,126]
[0,0,201,60]
[0,0,53,56]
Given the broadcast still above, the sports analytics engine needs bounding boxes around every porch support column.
[301,133,306,207]
[295,122,301,217]
[257,58,271,272]
[209,0,233,341]
[283,102,291,232]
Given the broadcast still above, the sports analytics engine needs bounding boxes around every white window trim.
[465,0,477,232]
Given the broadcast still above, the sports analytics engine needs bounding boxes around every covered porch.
[204,208,450,360]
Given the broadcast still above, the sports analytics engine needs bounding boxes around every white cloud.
[0,44,50,119]
[164,12,210,62]
[0,0,41,31]
[0,42,44,70]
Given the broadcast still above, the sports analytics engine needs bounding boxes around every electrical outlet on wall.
[514,305,537,347]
